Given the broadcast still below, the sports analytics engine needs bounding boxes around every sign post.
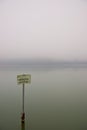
[17,74,31,125]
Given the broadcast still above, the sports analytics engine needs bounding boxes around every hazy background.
[0,0,87,61]
[0,1,87,129]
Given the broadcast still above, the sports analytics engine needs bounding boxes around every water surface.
[0,66,87,130]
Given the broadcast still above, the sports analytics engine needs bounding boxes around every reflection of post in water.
[21,121,25,130]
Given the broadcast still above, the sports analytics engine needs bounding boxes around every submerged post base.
[21,120,25,130]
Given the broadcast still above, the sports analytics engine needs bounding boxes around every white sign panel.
[17,74,31,85]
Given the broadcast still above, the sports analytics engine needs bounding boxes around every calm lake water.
[0,66,87,130]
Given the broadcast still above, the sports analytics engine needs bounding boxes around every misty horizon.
[0,58,87,68]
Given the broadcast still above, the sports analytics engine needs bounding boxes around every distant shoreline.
[0,60,87,69]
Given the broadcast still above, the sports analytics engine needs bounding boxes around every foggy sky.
[0,0,87,60]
